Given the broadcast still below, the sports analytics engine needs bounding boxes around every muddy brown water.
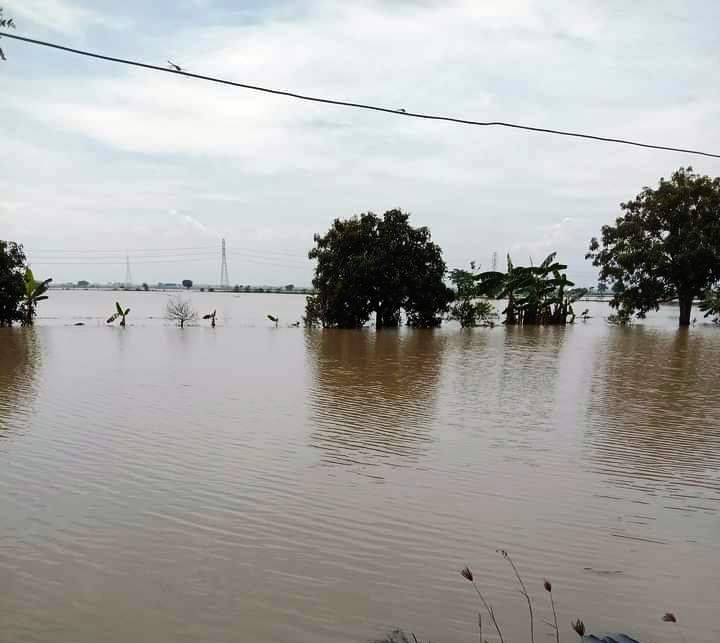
[1,292,719,643]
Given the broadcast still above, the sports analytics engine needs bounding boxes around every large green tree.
[0,240,26,326]
[586,167,720,327]
[306,209,452,328]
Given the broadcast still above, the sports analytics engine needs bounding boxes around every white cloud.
[9,0,128,34]
[3,0,720,285]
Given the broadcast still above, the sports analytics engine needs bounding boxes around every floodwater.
[1,291,719,643]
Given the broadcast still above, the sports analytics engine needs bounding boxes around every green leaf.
[124,308,130,316]
[107,313,119,324]
[116,301,123,315]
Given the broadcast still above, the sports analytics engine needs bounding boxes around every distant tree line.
[4,168,720,330]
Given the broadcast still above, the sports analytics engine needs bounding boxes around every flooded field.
[1,291,719,643]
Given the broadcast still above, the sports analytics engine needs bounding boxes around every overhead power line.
[4,32,720,160]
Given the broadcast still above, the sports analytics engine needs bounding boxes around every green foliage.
[0,7,16,62]
[476,253,578,325]
[303,295,321,327]
[448,263,495,327]
[0,242,51,326]
[587,167,720,327]
[699,288,720,324]
[306,209,452,328]
[106,301,130,326]
[21,267,52,326]
[606,308,633,326]
[0,240,26,326]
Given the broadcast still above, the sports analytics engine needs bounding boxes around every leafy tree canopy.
[0,240,26,326]
[306,209,452,328]
[586,167,720,326]
[699,287,720,325]
[448,263,494,327]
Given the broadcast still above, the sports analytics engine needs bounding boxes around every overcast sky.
[2,0,720,286]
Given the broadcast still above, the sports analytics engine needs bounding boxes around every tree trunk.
[678,295,693,327]
[376,305,399,329]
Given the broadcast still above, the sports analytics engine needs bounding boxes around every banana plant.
[267,314,279,328]
[106,301,130,326]
[21,268,52,326]
[202,309,217,327]
[474,253,581,325]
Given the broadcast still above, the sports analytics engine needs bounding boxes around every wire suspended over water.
[4,32,720,159]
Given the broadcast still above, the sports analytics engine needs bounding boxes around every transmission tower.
[220,238,230,288]
[125,253,132,287]
[491,251,498,271]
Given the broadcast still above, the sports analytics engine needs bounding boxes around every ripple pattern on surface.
[1,315,719,643]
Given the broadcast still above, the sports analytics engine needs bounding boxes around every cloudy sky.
[2,0,720,286]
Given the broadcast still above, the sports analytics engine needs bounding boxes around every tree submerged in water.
[448,263,495,327]
[305,209,452,328]
[0,240,28,326]
[587,167,720,327]
[165,297,197,328]
[0,241,51,327]
[475,253,581,325]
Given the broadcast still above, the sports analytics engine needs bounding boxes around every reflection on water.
[498,326,568,436]
[587,328,720,494]
[307,330,446,469]
[0,328,41,435]
[1,309,720,643]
